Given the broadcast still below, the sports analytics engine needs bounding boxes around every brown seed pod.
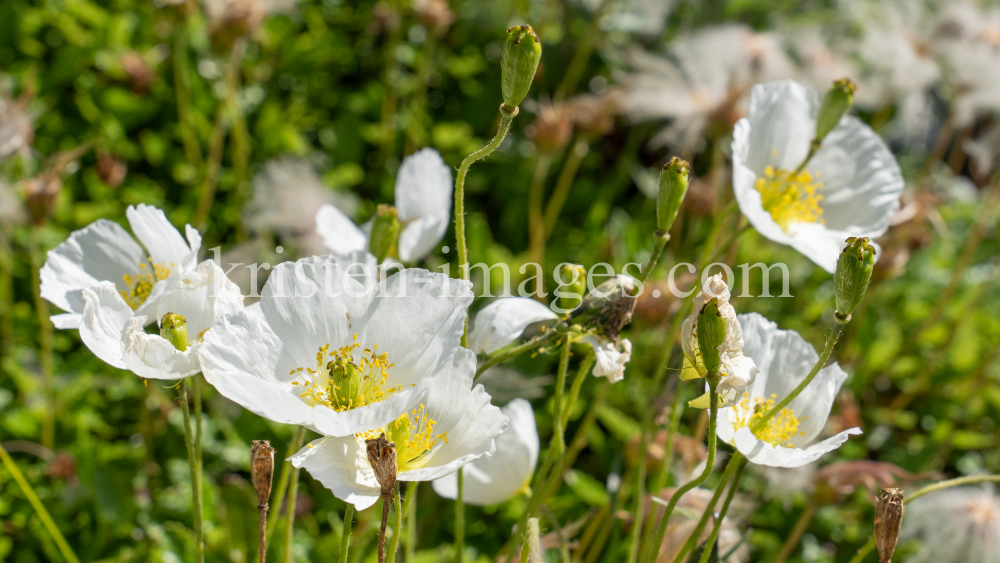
[874,487,905,563]
[250,440,275,509]
[365,433,398,497]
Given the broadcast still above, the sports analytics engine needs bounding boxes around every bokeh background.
[2,0,1000,561]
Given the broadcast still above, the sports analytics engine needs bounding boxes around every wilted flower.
[316,148,451,264]
[717,313,862,467]
[199,256,472,437]
[41,204,202,330]
[681,275,758,408]
[432,398,538,506]
[246,158,358,257]
[291,356,508,509]
[467,296,633,383]
[731,80,904,272]
[901,486,1000,563]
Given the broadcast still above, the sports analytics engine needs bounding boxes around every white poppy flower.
[681,274,758,408]
[291,355,508,510]
[315,148,452,263]
[901,486,1000,563]
[731,80,904,273]
[717,313,862,468]
[76,260,243,378]
[431,398,538,506]
[40,204,202,329]
[467,296,632,383]
[198,256,474,438]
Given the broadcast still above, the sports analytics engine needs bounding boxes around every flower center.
[120,259,171,309]
[357,404,448,472]
[730,393,806,447]
[291,334,408,411]
[754,166,824,232]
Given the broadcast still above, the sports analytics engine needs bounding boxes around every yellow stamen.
[754,166,824,232]
[120,258,172,309]
[294,333,409,412]
[356,405,446,472]
[730,392,807,447]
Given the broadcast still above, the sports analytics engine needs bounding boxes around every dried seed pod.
[365,433,398,496]
[250,440,275,509]
[874,487,904,563]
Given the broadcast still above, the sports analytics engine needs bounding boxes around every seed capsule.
[501,25,542,110]
[250,440,275,509]
[874,487,904,563]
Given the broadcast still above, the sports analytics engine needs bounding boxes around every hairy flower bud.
[874,488,904,563]
[815,78,856,144]
[696,298,727,375]
[656,157,690,234]
[556,263,587,313]
[250,440,275,509]
[501,25,542,110]
[160,313,189,352]
[834,237,875,322]
[368,204,400,263]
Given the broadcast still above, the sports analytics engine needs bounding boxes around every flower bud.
[368,204,400,263]
[696,298,727,375]
[815,78,856,144]
[834,237,875,321]
[250,440,275,509]
[160,312,189,352]
[556,263,587,313]
[365,433,398,497]
[874,488,904,563]
[656,157,690,234]
[501,25,542,110]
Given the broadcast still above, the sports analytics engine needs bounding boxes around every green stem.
[172,16,203,170]
[193,376,204,559]
[626,430,648,563]
[1,223,14,365]
[773,502,817,563]
[847,536,876,563]
[475,329,560,378]
[454,469,464,563]
[668,453,742,563]
[552,338,572,457]
[405,482,417,563]
[0,443,81,563]
[28,228,54,450]
[562,351,596,429]
[389,483,403,563]
[638,383,685,562]
[696,458,746,563]
[752,320,846,434]
[267,426,307,542]
[639,232,670,284]
[528,153,553,299]
[542,139,589,242]
[179,379,204,563]
[454,104,519,282]
[646,378,719,563]
[285,452,302,563]
[339,503,355,563]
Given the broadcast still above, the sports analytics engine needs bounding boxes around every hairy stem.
[284,453,302,563]
[668,453,742,563]
[389,483,402,563]
[405,482,417,563]
[339,503,355,563]
[696,457,747,563]
[378,492,390,563]
[475,329,560,378]
[179,379,204,563]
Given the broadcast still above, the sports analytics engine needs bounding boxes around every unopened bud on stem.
[834,237,875,322]
[556,263,587,313]
[160,313,189,352]
[656,157,690,234]
[696,299,727,376]
[501,25,542,110]
[368,204,400,263]
[815,78,856,144]
[874,488,904,563]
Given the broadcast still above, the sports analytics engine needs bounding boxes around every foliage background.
[1,0,1000,561]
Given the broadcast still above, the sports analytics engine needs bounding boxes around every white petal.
[50,314,82,329]
[151,260,245,337]
[733,426,862,468]
[126,204,195,270]
[394,148,452,225]
[291,437,381,510]
[432,398,539,506]
[121,316,201,380]
[199,309,317,428]
[399,349,509,482]
[40,219,146,316]
[398,216,447,263]
[468,297,558,355]
[314,204,367,256]
[583,336,631,383]
[79,282,134,369]
[742,80,818,174]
